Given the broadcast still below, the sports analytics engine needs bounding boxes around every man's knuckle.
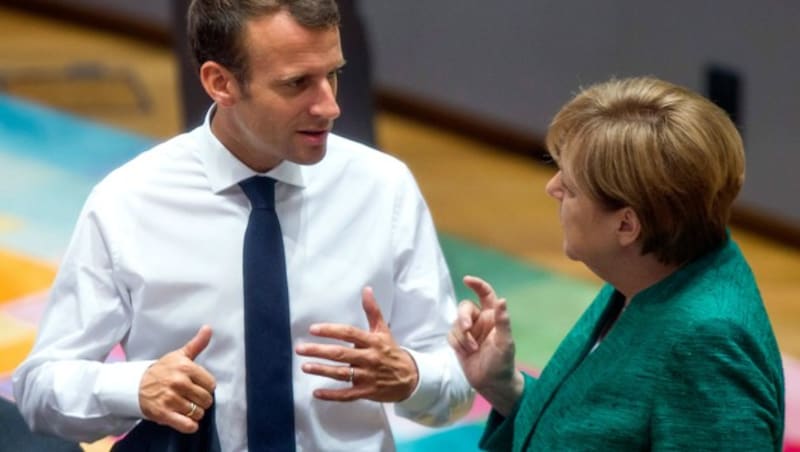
[176,360,194,373]
[166,375,187,390]
[362,351,379,365]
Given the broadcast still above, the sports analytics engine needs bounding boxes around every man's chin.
[292,147,328,166]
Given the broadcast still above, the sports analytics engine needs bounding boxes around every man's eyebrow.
[276,61,347,82]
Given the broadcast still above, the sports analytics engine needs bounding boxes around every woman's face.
[545,168,623,267]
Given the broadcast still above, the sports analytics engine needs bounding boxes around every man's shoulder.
[98,131,199,187]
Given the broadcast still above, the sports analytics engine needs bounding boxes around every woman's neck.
[592,252,679,305]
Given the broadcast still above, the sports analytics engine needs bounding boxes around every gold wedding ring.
[185,402,197,418]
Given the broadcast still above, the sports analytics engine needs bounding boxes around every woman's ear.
[617,207,641,248]
[199,61,241,107]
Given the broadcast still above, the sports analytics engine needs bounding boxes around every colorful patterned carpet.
[1,94,797,450]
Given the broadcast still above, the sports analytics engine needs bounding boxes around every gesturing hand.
[447,276,523,416]
[139,325,217,433]
[295,287,419,403]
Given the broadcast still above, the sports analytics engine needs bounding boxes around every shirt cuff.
[95,360,156,418]
[395,347,441,412]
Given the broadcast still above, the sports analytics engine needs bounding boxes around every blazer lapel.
[515,286,623,451]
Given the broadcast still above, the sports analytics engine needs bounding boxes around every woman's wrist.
[479,369,525,417]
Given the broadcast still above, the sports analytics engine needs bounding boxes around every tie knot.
[240,176,277,209]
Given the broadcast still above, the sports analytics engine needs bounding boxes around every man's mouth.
[297,128,330,145]
[299,130,327,137]
[298,124,331,136]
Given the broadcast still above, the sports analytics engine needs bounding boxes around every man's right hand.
[138,325,216,433]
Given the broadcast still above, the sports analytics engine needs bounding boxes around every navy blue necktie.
[239,176,296,452]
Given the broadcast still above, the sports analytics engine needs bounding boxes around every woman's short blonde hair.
[546,77,745,265]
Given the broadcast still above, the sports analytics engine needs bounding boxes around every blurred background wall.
[8,0,800,239]
[358,1,800,236]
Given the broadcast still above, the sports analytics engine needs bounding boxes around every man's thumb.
[182,325,213,360]
[362,287,387,332]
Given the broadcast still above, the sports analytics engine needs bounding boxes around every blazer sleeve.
[479,372,537,451]
[651,320,784,451]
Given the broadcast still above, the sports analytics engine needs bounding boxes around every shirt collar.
[196,105,307,194]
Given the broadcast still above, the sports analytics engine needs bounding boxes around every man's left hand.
[295,287,419,402]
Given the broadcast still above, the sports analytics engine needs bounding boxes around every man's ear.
[617,207,641,248]
[199,61,241,107]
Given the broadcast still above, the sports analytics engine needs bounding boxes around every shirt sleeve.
[651,320,784,451]
[12,190,150,442]
[387,164,475,426]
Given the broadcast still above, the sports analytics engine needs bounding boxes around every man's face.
[217,11,344,172]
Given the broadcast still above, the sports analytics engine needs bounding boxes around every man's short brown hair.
[188,0,340,84]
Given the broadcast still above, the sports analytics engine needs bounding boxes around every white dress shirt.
[13,112,473,451]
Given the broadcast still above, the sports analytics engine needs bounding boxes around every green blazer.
[481,238,785,451]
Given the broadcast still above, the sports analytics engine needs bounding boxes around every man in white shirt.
[12,1,473,450]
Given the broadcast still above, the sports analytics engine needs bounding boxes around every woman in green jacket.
[449,76,785,451]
